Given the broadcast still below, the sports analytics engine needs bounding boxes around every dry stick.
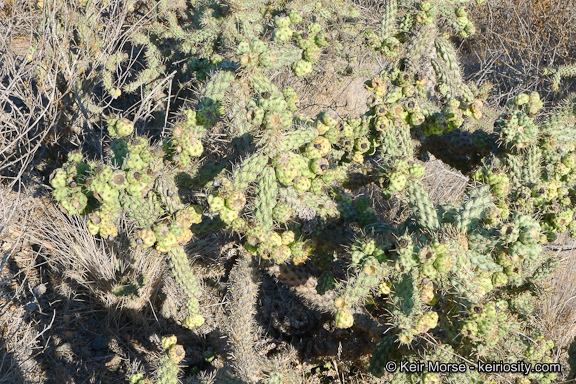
[544,244,576,252]
[134,70,177,124]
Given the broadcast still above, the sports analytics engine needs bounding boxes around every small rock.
[92,337,109,350]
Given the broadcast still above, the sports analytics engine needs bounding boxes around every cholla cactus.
[225,253,264,383]
[46,1,576,383]
[156,335,186,384]
[545,64,576,91]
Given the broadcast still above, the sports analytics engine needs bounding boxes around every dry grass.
[0,3,58,189]
[28,203,165,314]
[466,0,576,105]
[422,156,469,205]
[0,187,49,383]
[536,232,576,364]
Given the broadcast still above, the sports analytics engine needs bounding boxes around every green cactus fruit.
[249,39,267,54]
[310,158,329,175]
[219,206,239,223]
[323,127,339,144]
[135,228,156,248]
[318,112,336,128]
[123,152,146,170]
[257,242,273,259]
[274,16,291,28]
[351,249,365,265]
[116,118,134,137]
[53,188,70,202]
[303,47,321,63]
[514,93,530,106]
[109,170,128,189]
[162,335,178,351]
[183,314,205,328]
[289,9,302,24]
[273,153,301,186]
[107,117,120,137]
[99,217,118,238]
[281,231,295,245]
[416,311,439,334]
[420,281,436,304]
[388,172,407,192]
[293,59,313,77]
[272,245,292,264]
[421,260,438,279]
[354,137,371,154]
[361,239,376,255]
[469,99,483,119]
[185,138,203,157]
[562,153,576,169]
[305,136,331,159]
[258,51,273,68]
[409,111,425,125]
[433,253,453,273]
[86,215,102,236]
[231,217,247,233]
[268,232,282,248]
[208,194,225,211]
[408,163,425,178]
[125,170,152,196]
[527,91,543,115]
[50,168,69,189]
[175,205,202,227]
[500,224,520,244]
[127,136,148,154]
[96,183,119,203]
[60,191,88,215]
[138,146,156,165]
[335,308,354,329]
[310,177,325,194]
[129,373,152,384]
[272,203,293,222]
[167,344,186,363]
[226,192,247,211]
[236,41,250,55]
[509,291,534,316]
[245,228,267,247]
[293,176,311,193]
[460,320,479,339]
[308,22,322,35]
[290,240,311,265]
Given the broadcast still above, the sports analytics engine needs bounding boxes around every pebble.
[91,337,109,350]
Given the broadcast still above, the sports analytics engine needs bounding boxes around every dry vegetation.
[466,0,576,104]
